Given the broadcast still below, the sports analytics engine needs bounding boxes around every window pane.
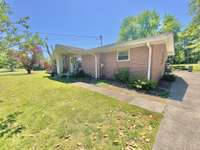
[118,51,129,60]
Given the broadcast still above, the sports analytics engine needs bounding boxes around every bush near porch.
[114,69,157,92]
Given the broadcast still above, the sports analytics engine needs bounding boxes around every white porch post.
[69,56,74,73]
[91,53,98,79]
[94,54,98,79]
[147,42,152,80]
[56,55,63,75]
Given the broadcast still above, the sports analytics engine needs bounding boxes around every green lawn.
[0,71,162,150]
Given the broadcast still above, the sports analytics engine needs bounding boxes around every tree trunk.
[27,69,31,74]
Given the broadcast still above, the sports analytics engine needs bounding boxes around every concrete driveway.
[153,71,200,150]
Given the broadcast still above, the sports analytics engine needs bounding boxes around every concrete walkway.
[153,71,200,150]
[73,82,168,113]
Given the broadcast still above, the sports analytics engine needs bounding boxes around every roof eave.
[90,33,175,55]
[54,44,89,56]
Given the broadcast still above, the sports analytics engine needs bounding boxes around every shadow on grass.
[44,75,95,84]
[0,111,25,138]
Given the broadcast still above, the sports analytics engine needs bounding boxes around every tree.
[0,1,29,51]
[44,42,56,74]
[161,15,184,64]
[0,1,46,72]
[17,33,45,74]
[0,51,8,68]
[119,10,160,41]
[179,0,200,63]
[161,15,181,40]
[0,0,31,71]
[189,0,200,16]
[0,50,19,71]
[181,20,200,63]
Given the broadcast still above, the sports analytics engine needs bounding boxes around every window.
[117,50,129,61]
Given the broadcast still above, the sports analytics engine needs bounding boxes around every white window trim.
[116,49,130,62]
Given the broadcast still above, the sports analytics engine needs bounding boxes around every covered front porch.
[54,44,90,76]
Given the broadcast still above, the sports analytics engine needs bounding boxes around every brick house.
[54,33,174,81]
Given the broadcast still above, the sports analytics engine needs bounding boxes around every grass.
[0,70,162,150]
[0,68,25,73]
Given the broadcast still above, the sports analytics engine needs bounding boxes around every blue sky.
[7,0,191,49]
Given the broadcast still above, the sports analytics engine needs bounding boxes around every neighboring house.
[54,33,174,81]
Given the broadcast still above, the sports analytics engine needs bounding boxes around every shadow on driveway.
[169,75,188,101]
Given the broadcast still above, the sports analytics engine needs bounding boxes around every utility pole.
[99,35,103,47]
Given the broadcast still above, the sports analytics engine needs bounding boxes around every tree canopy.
[189,0,200,15]
[161,15,181,40]
[0,1,30,51]
[119,5,199,64]
[180,0,200,63]
[119,10,160,41]
[0,0,46,73]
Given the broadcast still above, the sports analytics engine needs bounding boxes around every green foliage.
[158,90,170,98]
[119,4,200,64]
[161,15,181,40]
[174,0,200,64]
[114,68,129,83]
[114,69,157,91]
[0,52,8,68]
[17,33,45,74]
[0,1,46,73]
[180,20,200,63]
[128,76,157,91]
[161,74,176,82]
[189,0,200,15]
[119,10,160,41]
[119,11,181,42]
[0,0,30,51]
[0,51,19,71]
[70,70,92,79]
[0,112,25,138]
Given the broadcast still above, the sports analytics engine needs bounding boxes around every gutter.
[146,42,152,80]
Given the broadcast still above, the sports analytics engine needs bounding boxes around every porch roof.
[54,44,89,56]
[54,32,174,56]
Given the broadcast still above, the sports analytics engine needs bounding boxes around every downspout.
[147,42,152,80]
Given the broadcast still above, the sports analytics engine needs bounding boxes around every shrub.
[70,70,91,79]
[159,90,170,98]
[114,68,129,83]
[128,76,157,91]
[161,74,176,82]
[164,63,172,74]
